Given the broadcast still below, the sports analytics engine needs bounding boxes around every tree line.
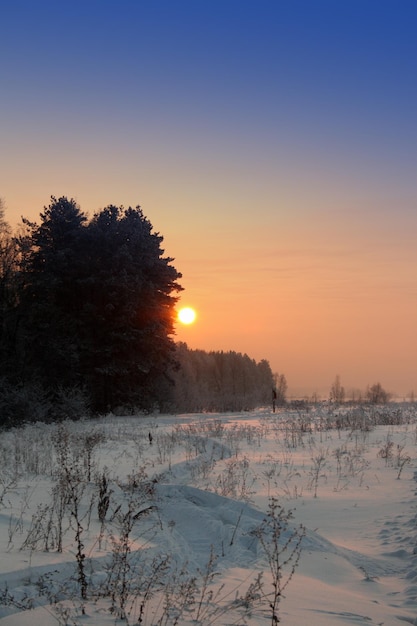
[170,343,277,413]
[0,197,277,426]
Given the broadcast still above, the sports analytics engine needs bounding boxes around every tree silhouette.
[9,197,182,415]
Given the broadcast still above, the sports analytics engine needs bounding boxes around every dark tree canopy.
[0,196,183,421]
[79,204,183,411]
[15,198,89,388]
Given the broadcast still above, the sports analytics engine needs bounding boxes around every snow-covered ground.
[0,405,416,625]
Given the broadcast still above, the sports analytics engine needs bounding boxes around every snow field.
[0,405,416,625]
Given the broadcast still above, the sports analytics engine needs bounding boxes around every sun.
[178,306,197,325]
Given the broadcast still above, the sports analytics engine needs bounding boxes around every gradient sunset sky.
[1,0,416,398]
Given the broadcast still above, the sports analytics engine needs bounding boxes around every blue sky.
[1,0,416,396]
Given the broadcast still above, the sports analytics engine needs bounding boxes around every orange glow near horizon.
[172,208,417,399]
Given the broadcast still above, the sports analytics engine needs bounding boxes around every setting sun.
[178,307,197,325]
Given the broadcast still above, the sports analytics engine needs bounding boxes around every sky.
[1,0,416,398]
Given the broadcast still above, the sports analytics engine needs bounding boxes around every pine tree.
[16,197,88,388]
[79,205,183,411]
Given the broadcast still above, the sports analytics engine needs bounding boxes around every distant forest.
[0,197,277,426]
[171,343,277,413]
